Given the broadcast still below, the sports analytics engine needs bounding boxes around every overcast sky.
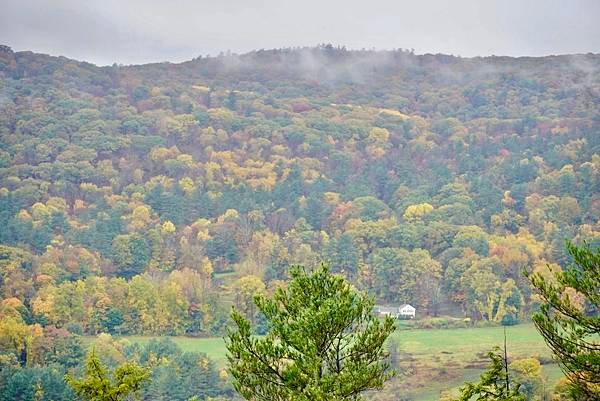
[1,0,599,66]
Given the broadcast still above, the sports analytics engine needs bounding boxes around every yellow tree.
[231,275,265,324]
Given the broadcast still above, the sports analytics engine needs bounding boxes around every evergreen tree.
[527,241,599,399]
[454,347,525,401]
[65,349,150,401]
[226,264,396,401]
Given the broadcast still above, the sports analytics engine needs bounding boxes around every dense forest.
[0,44,598,400]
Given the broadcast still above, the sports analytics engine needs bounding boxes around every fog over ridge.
[1,0,599,66]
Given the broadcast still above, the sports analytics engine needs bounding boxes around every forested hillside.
[0,44,598,340]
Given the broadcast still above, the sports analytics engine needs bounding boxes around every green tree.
[0,366,74,401]
[65,349,150,401]
[326,233,360,277]
[111,234,150,279]
[133,338,222,401]
[225,264,396,401]
[527,241,599,399]
[454,347,525,401]
[453,226,489,256]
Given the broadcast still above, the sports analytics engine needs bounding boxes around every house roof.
[375,304,416,312]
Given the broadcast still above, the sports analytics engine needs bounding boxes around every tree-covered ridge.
[0,45,598,340]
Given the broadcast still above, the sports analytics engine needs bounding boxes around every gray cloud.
[1,0,599,66]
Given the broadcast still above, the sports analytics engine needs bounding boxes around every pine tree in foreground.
[225,263,396,401]
[527,241,599,399]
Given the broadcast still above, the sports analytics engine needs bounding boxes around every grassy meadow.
[118,335,229,365]
[383,323,558,400]
[110,323,553,368]
[88,323,562,400]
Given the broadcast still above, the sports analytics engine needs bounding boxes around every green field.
[91,323,561,400]
[386,323,557,400]
[117,335,229,365]
[107,323,550,367]
[389,323,552,365]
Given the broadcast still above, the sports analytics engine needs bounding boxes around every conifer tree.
[65,349,150,401]
[225,264,396,401]
[527,241,599,399]
[454,346,525,401]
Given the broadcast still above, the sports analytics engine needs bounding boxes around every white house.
[375,304,416,319]
[398,304,416,319]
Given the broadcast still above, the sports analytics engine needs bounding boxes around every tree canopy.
[0,45,599,401]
